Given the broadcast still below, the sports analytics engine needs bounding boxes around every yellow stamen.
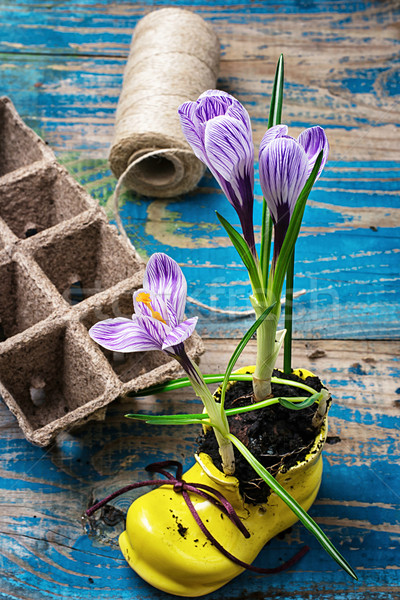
[136,292,167,324]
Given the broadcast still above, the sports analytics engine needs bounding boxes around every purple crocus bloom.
[178,90,256,256]
[259,124,329,266]
[89,253,197,358]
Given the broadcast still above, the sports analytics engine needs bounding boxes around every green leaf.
[220,303,276,412]
[125,412,196,421]
[127,374,319,398]
[260,55,284,289]
[138,417,204,426]
[125,376,196,397]
[260,203,273,289]
[126,374,253,397]
[125,394,321,424]
[228,434,358,581]
[271,376,317,395]
[278,391,321,410]
[272,150,323,298]
[216,211,261,291]
[267,53,284,129]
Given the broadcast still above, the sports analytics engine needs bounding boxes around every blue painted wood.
[110,160,400,339]
[56,155,400,339]
[0,339,399,599]
[0,1,399,599]
[0,0,398,340]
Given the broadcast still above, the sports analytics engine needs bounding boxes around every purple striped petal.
[259,137,308,225]
[136,314,170,348]
[161,317,198,350]
[204,115,254,184]
[179,91,256,254]
[178,101,207,163]
[226,100,252,133]
[202,115,255,253]
[259,137,309,265]
[195,90,238,120]
[259,124,289,155]
[88,317,163,352]
[198,89,232,100]
[197,90,252,141]
[144,253,187,323]
[298,126,329,180]
[178,91,252,166]
[197,90,251,122]
[165,297,178,329]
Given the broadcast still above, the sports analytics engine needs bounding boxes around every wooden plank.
[0,339,399,599]
[0,2,399,599]
[2,51,398,161]
[62,156,399,340]
[0,0,399,161]
[0,1,398,341]
[0,78,397,340]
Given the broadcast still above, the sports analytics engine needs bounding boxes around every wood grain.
[0,1,399,598]
[0,339,399,599]
[0,2,398,160]
[1,2,398,340]
[57,156,400,340]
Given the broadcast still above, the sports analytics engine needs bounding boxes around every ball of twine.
[109,8,220,198]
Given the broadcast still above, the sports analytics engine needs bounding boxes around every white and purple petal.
[203,115,254,184]
[259,124,289,155]
[202,115,255,252]
[161,317,198,350]
[198,89,232,100]
[259,137,308,224]
[136,314,171,348]
[178,91,256,253]
[88,317,162,353]
[178,101,207,163]
[298,126,329,180]
[195,91,235,123]
[143,253,187,323]
[165,297,179,329]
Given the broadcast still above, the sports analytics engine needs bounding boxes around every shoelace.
[86,459,309,574]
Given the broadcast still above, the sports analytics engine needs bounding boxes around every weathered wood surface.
[0,0,399,339]
[1,1,398,162]
[0,339,399,599]
[0,1,399,599]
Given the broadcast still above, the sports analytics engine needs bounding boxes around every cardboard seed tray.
[0,97,204,446]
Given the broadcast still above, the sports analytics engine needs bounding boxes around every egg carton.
[0,97,204,446]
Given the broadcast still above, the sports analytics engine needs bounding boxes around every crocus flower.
[259,124,329,266]
[178,90,256,256]
[89,253,197,358]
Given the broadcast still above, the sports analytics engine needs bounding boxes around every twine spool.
[109,8,220,198]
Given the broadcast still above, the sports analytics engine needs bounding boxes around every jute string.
[109,8,220,198]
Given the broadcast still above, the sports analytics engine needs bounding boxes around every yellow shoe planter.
[119,367,329,597]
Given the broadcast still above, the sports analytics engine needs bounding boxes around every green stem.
[182,357,235,475]
[127,374,319,398]
[283,249,295,374]
[125,392,323,423]
[252,298,281,400]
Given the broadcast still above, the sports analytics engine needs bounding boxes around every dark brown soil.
[197,369,328,505]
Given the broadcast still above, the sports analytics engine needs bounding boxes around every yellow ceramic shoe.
[119,368,328,597]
